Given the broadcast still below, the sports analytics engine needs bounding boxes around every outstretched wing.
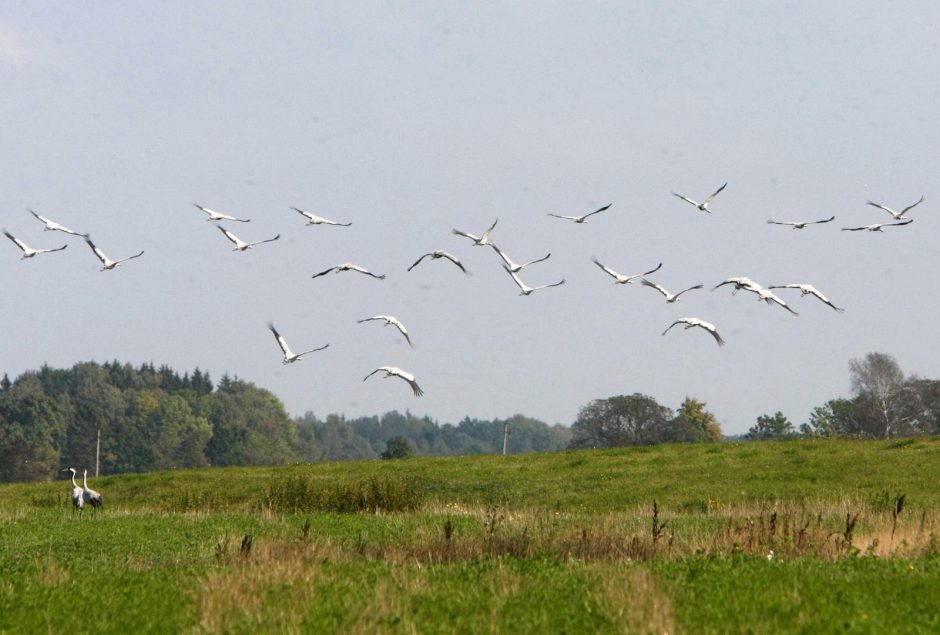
[439,251,467,273]
[311,266,337,278]
[3,231,28,252]
[408,253,431,271]
[268,323,291,357]
[581,203,612,220]
[900,195,926,216]
[704,182,728,203]
[672,192,699,206]
[83,237,109,265]
[641,279,669,298]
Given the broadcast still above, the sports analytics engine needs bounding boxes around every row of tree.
[745,353,940,440]
[0,361,571,482]
[1,352,936,482]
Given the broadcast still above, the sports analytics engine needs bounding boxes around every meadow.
[1,438,939,633]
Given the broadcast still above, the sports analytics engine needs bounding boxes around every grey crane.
[503,265,566,296]
[866,195,925,220]
[291,207,352,226]
[312,262,386,279]
[452,218,498,246]
[592,257,661,284]
[662,317,725,346]
[408,250,468,274]
[82,469,103,516]
[193,203,250,222]
[672,183,727,213]
[767,283,844,312]
[358,315,414,348]
[4,230,67,259]
[363,366,424,397]
[216,226,280,251]
[28,208,88,237]
[766,215,835,229]
[547,203,611,224]
[84,236,144,271]
[268,323,330,364]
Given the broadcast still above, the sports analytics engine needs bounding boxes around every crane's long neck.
[82,470,89,488]
[70,470,79,488]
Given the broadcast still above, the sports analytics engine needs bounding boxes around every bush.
[263,474,424,513]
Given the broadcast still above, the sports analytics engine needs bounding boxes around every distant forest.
[2,351,937,483]
[0,361,571,483]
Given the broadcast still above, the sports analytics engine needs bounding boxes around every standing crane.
[62,468,84,517]
[82,469,103,516]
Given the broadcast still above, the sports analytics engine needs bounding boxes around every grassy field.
[2,438,939,633]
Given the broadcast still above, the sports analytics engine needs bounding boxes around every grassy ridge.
[2,439,939,633]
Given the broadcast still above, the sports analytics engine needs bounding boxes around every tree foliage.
[746,411,797,440]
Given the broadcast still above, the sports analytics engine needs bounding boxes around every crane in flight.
[216,226,280,251]
[503,266,566,296]
[842,219,913,232]
[866,195,925,220]
[766,215,835,229]
[662,317,725,346]
[767,283,844,312]
[193,203,250,222]
[3,230,67,259]
[547,203,611,224]
[358,315,413,348]
[755,288,799,315]
[641,279,704,303]
[408,250,468,274]
[592,257,662,284]
[489,243,551,273]
[363,366,424,397]
[672,183,727,213]
[713,276,763,295]
[312,262,386,279]
[291,207,352,226]
[84,237,144,271]
[452,218,498,246]
[28,209,88,237]
[268,323,330,364]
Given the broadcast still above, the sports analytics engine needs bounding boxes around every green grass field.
[2,439,939,633]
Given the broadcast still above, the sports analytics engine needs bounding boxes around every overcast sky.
[2,2,938,434]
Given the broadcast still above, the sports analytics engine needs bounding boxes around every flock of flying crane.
[4,185,925,399]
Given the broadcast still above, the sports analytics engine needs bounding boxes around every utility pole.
[96,428,101,477]
[502,421,509,456]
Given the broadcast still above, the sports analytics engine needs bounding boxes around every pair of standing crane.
[62,467,103,518]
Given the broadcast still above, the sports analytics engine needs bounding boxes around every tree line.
[0,361,570,483]
[1,351,936,482]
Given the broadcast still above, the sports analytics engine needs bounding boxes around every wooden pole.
[502,421,509,456]
[96,428,101,477]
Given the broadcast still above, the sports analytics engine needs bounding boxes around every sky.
[2,2,939,435]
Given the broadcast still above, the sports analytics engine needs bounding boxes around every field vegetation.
[2,438,939,633]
